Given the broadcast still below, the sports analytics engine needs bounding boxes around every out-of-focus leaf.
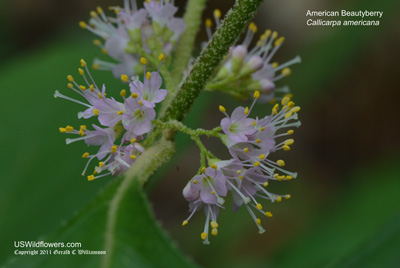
[269,157,400,268]
[326,212,400,268]
[4,178,197,268]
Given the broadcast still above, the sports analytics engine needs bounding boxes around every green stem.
[171,0,208,85]
[153,120,222,138]
[159,0,208,117]
[161,0,264,122]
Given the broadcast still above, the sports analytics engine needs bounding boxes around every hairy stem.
[161,0,264,122]
[171,0,208,84]
[159,0,208,117]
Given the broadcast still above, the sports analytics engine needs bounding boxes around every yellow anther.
[282,67,292,77]
[263,182,269,187]
[285,139,294,146]
[253,90,260,99]
[82,152,90,158]
[92,64,100,70]
[146,72,151,80]
[79,21,87,29]
[272,31,278,39]
[265,211,273,217]
[282,145,291,151]
[211,164,217,170]
[87,175,95,181]
[239,175,244,180]
[276,196,282,202]
[264,29,272,37]
[65,126,73,132]
[93,171,97,175]
[79,130,85,136]
[193,179,198,184]
[78,68,84,75]
[256,203,263,210]
[290,106,301,113]
[249,22,258,33]
[274,36,285,47]
[285,194,291,199]
[130,155,137,160]
[67,75,74,82]
[237,170,242,174]
[78,85,86,91]
[272,103,279,115]
[256,218,261,226]
[277,175,285,181]
[286,175,293,180]
[256,139,261,144]
[59,127,66,133]
[260,127,266,132]
[80,59,86,67]
[205,18,212,28]
[99,162,105,167]
[287,130,294,135]
[211,228,218,236]
[272,62,279,68]
[284,112,293,119]
[67,83,73,89]
[117,110,123,115]
[211,191,215,195]
[243,148,249,153]
[101,48,108,54]
[93,39,102,46]
[96,6,103,14]
[158,53,165,61]
[80,125,87,131]
[98,92,103,99]
[244,107,249,115]
[281,96,290,106]
[219,105,226,113]
[93,109,99,115]
[182,220,188,226]
[210,221,219,228]
[201,167,206,173]
[111,145,118,153]
[90,11,97,18]
[277,160,285,167]
[201,232,207,240]
[138,100,143,106]
[287,101,295,108]
[259,154,266,160]
[274,174,279,178]
[131,93,138,98]
[130,138,137,143]
[140,57,147,65]
[213,9,221,19]
[121,74,128,82]
[114,8,120,14]
[120,89,126,97]
[254,161,260,167]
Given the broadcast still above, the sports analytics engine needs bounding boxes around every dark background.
[1,0,399,267]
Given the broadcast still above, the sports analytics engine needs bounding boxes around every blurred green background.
[1,0,400,267]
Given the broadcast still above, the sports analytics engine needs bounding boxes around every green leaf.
[6,152,197,268]
[326,212,400,268]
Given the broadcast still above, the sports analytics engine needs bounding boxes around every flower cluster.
[79,0,185,78]
[181,92,301,244]
[57,0,302,246]
[55,57,166,180]
[205,10,301,102]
